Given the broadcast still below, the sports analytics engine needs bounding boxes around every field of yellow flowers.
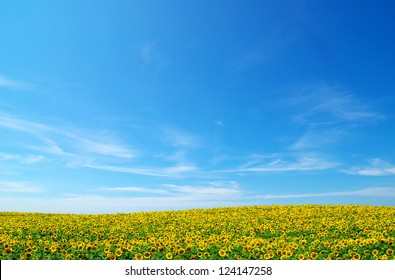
[1,205,394,260]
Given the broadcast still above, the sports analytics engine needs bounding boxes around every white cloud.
[83,163,197,178]
[98,186,168,194]
[344,158,395,176]
[285,83,382,125]
[71,138,135,159]
[0,113,51,136]
[0,195,246,214]
[0,75,33,90]
[0,153,46,164]
[2,186,393,214]
[224,153,337,173]
[162,126,201,148]
[138,41,167,77]
[0,181,42,193]
[290,128,346,151]
[20,155,46,164]
[255,187,395,199]
[0,113,135,162]
[0,153,20,161]
[163,181,241,197]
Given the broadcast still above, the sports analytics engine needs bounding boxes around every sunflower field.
[1,205,394,260]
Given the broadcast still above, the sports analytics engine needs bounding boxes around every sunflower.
[386,249,393,255]
[381,254,388,260]
[352,253,361,260]
[219,249,227,257]
[143,252,151,259]
[107,253,116,260]
[204,252,210,258]
[86,244,92,252]
[310,252,318,259]
[178,248,185,255]
[135,253,143,260]
[165,253,173,260]
[115,248,123,257]
[298,254,304,260]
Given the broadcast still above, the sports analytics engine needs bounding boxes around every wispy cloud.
[98,186,168,195]
[0,75,33,90]
[163,181,241,197]
[289,128,347,150]
[344,158,395,176]
[0,113,51,136]
[0,194,246,213]
[222,153,337,173]
[0,113,135,163]
[0,181,243,213]
[0,153,47,165]
[0,181,42,193]
[284,83,382,125]
[83,163,198,178]
[138,41,168,77]
[161,126,201,148]
[254,187,395,199]
[280,83,384,153]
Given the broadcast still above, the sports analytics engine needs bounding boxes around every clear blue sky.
[1,1,395,213]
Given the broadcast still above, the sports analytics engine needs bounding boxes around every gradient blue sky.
[1,1,395,213]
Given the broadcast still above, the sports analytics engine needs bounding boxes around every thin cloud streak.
[98,186,168,194]
[0,195,245,214]
[0,75,33,90]
[161,126,201,148]
[290,128,347,151]
[0,181,42,193]
[344,158,395,176]
[221,154,337,173]
[254,187,395,199]
[163,181,241,197]
[83,163,198,178]
[284,83,382,125]
[0,153,47,164]
[0,113,135,160]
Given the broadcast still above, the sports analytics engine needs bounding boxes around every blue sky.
[1,1,395,213]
